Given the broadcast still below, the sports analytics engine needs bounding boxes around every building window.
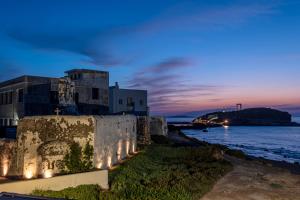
[119,99,123,105]
[92,88,99,100]
[50,91,59,104]
[3,93,7,104]
[0,93,3,105]
[127,97,133,106]
[8,92,13,104]
[0,119,3,126]
[140,100,144,106]
[4,119,7,126]
[18,89,24,102]
[75,93,79,104]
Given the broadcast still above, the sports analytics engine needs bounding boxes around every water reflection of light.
[223,125,229,129]
[43,170,53,178]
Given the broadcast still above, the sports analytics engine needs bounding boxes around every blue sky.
[0,0,300,115]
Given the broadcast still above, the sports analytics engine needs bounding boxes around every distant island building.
[109,82,148,116]
[0,69,148,131]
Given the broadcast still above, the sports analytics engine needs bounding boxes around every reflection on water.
[183,126,300,163]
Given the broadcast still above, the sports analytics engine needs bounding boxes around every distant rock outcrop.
[193,108,298,126]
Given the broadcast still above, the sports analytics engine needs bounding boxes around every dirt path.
[201,156,300,200]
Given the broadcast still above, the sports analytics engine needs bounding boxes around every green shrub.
[35,143,232,200]
[63,142,94,173]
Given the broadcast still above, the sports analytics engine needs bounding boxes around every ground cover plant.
[33,143,232,200]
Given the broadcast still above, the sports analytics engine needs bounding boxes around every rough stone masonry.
[0,115,167,178]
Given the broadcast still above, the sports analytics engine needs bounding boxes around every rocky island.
[193,107,299,126]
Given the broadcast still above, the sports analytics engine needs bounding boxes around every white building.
[109,82,148,116]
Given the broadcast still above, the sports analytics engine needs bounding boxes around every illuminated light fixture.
[97,162,103,169]
[43,170,53,178]
[223,125,229,129]
[2,161,8,176]
[126,141,130,155]
[107,156,112,168]
[117,141,122,160]
[25,170,33,179]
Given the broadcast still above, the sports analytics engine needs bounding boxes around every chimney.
[115,82,119,89]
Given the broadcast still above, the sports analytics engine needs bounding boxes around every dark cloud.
[7,27,133,67]
[127,58,223,114]
[145,57,193,74]
[5,1,278,68]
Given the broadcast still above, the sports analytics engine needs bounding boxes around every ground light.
[25,170,33,179]
[43,170,53,178]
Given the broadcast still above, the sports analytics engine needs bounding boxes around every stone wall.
[136,116,151,147]
[0,139,16,176]
[93,115,136,169]
[0,115,167,179]
[0,115,137,178]
[15,116,95,178]
[150,117,168,136]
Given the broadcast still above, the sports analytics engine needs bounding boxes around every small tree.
[64,142,94,173]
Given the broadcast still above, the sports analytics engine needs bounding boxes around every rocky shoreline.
[168,125,300,175]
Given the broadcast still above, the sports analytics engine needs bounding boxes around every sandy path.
[202,156,300,200]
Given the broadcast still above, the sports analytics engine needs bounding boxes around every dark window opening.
[50,91,59,104]
[18,89,24,102]
[119,99,123,105]
[127,97,134,106]
[92,88,99,100]
[8,91,13,104]
[92,109,99,115]
[140,100,143,106]
[75,93,79,104]
[0,93,3,105]
[4,93,7,104]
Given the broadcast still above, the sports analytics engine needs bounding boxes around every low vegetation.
[33,140,232,200]
[63,142,94,173]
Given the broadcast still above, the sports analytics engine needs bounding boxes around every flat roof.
[65,69,108,74]
[0,75,57,88]
[109,86,147,93]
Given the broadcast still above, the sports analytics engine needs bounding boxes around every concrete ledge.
[0,170,108,194]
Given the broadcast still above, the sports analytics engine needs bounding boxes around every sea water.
[183,126,300,163]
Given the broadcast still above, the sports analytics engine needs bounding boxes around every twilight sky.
[0,0,300,115]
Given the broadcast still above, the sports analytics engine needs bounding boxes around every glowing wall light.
[126,141,130,155]
[117,141,122,160]
[132,143,136,153]
[43,170,53,178]
[97,162,103,169]
[107,156,112,168]
[2,159,8,176]
[25,170,33,179]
